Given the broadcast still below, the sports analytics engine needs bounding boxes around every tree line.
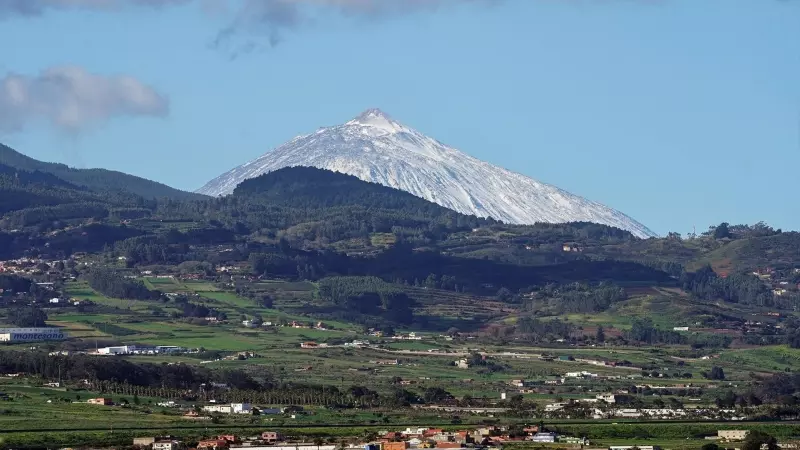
[84,269,160,301]
[522,282,628,314]
[316,276,414,325]
[681,265,783,308]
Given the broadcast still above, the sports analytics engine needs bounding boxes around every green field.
[5,276,797,449]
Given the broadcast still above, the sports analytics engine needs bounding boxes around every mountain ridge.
[197,109,656,238]
[0,143,205,201]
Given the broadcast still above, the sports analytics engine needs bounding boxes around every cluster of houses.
[243,319,325,329]
[128,426,759,450]
[84,398,304,420]
[47,297,91,307]
[543,394,618,412]
[137,432,762,450]
[130,426,597,450]
[391,332,423,341]
[506,368,644,391]
[532,354,640,370]
[139,261,279,283]
[752,267,800,298]
[541,397,742,420]
[201,403,256,415]
[561,243,585,253]
[370,426,568,448]
[132,432,288,450]
[0,257,67,276]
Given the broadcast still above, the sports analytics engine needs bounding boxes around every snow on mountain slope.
[197,109,657,238]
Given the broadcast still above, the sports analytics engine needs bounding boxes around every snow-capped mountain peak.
[346,108,408,135]
[197,109,656,238]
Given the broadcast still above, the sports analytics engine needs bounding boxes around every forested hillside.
[154,166,496,248]
[0,143,204,201]
[0,150,798,332]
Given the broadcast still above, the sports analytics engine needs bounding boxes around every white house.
[718,430,749,441]
[545,403,568,412]
[153,440,181,450]
[596,393,616,403]
[202,404,232,414]
[232,403,253,414]
[565,371,597,378]
[403,428,428,436]
[202,403,252,414]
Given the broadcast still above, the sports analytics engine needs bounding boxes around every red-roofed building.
[197,439,229,449]
[383,432,404,441]
[261,432,283,443]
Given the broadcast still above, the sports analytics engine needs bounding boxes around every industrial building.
[97,345,136,355]
[0,327,66,342]
[95,345,186,355]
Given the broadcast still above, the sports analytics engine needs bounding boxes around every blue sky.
[1,0,798,236]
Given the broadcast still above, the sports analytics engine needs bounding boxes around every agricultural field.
[29,279,800,395]
[4,262,800,447]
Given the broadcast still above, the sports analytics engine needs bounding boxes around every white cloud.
[0,0,190,17]
[0,66,169,133]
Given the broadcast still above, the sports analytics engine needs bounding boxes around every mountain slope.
[234,165,485,219]
[197,109,656,238]
[190,166,494,244]
[0,143,205,201]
